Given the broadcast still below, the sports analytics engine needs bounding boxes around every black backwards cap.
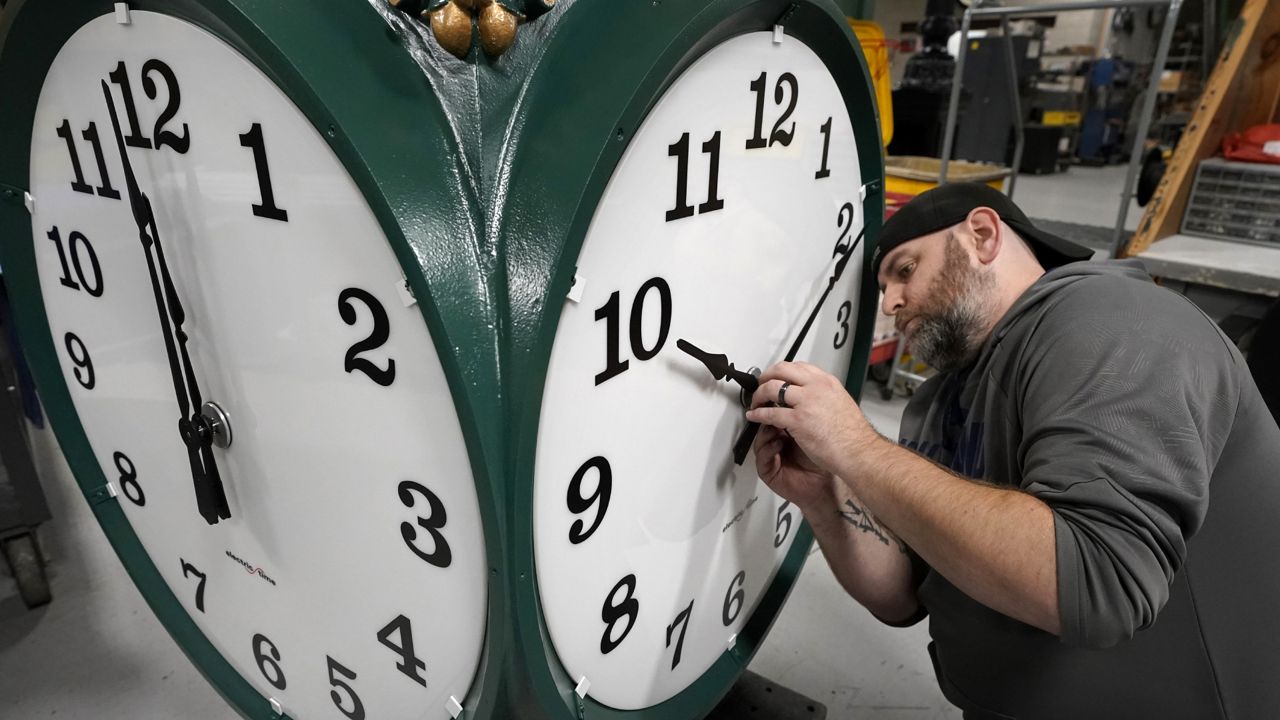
[873,182,1094,278]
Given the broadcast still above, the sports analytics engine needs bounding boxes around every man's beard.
[907,236,996,373]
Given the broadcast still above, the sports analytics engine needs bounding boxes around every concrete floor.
[1013,164,1144,235]
[0,165,1141,719]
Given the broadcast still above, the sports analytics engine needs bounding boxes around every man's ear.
[966,207,1002,265]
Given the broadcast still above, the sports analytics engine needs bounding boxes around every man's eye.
[899,263,914,278]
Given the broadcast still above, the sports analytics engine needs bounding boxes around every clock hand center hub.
[199,402,233,449]
[740,366,762,409]
[177,403,232,451]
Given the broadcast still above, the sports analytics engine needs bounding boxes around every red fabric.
[1222,124,1280,164]
[884,190,916,218]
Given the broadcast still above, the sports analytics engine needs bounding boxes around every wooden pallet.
[1123,0,1280,257]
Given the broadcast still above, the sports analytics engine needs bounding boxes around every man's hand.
[746,361,879,475]
[752,424,840,512]
[749,363,1061,636]
[731,228,865,465]
[751,369,922,624]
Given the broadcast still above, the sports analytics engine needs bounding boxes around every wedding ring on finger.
[777,381,792,408]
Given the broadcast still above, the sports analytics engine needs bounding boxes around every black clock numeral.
[833,301,852,350]
[567,455,612,544]
[398,480,452,568]
[594,277,672,386]
[338,288,396,387]
[722,570,746,626]
[326,656,366,720]
[108,59,190,153]
[594,291,628,384]
[377,614,428,687]
[80,122,122,198]
[179,558,207,613]
[56,120,93,194]
[815,116,833,179]
[239,123,289,221]
[113,451,145,506]
[665,599,694,670]
[834,202,856,257]
[108,61,152,149]
[63,332,95,390]
[629,278,672,363]
[747,73,768,149]
[57,120,120,198]
[665,131,724,222]
[141,59,191,154]
[600,574,639,654]
[252,633,287,690]
[774,501,794,548]
[746,71,799,149]
[698,132,725,214]
[46,227,103,297]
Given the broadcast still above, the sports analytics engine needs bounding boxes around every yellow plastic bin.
[885,155,1010,196]
[848,19,893,148]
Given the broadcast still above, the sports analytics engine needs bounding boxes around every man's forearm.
[800,479,919,624]
[837,434,1061,635]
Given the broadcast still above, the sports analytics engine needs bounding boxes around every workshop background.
[3,0,1278,718]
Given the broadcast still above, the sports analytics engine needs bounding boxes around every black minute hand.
[102,81,229,523]
[733,228,866,465]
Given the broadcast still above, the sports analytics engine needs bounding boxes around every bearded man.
[746,183,1280,719]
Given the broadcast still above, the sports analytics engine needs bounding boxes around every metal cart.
[0,279,52,608]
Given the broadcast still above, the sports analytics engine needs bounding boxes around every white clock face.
[30,12,486,720]
[533,31,866,709]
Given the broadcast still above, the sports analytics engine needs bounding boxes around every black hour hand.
[676,339,759,397]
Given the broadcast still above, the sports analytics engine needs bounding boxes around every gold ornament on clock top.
[387,0,555,58]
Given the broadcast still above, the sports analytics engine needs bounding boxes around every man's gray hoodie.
[898,259,1280,719]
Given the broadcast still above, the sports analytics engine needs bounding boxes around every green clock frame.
[0,0,883,718]
[500,3,883,717]
[0,1,508,718]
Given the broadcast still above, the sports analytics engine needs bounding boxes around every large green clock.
[0,1,882,718]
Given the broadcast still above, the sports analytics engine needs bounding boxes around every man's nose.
[881,286,903,316]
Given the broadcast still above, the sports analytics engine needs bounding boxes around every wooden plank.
[1124,0,1280,257]
[1238,15,1280,126]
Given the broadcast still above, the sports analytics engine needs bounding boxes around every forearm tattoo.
[838,500,908,554]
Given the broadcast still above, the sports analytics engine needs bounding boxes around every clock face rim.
[0,2,509,718]
[498,2,886,718]
[533,30,865,709]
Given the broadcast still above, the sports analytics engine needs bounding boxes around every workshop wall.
[879,0,1111,87]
